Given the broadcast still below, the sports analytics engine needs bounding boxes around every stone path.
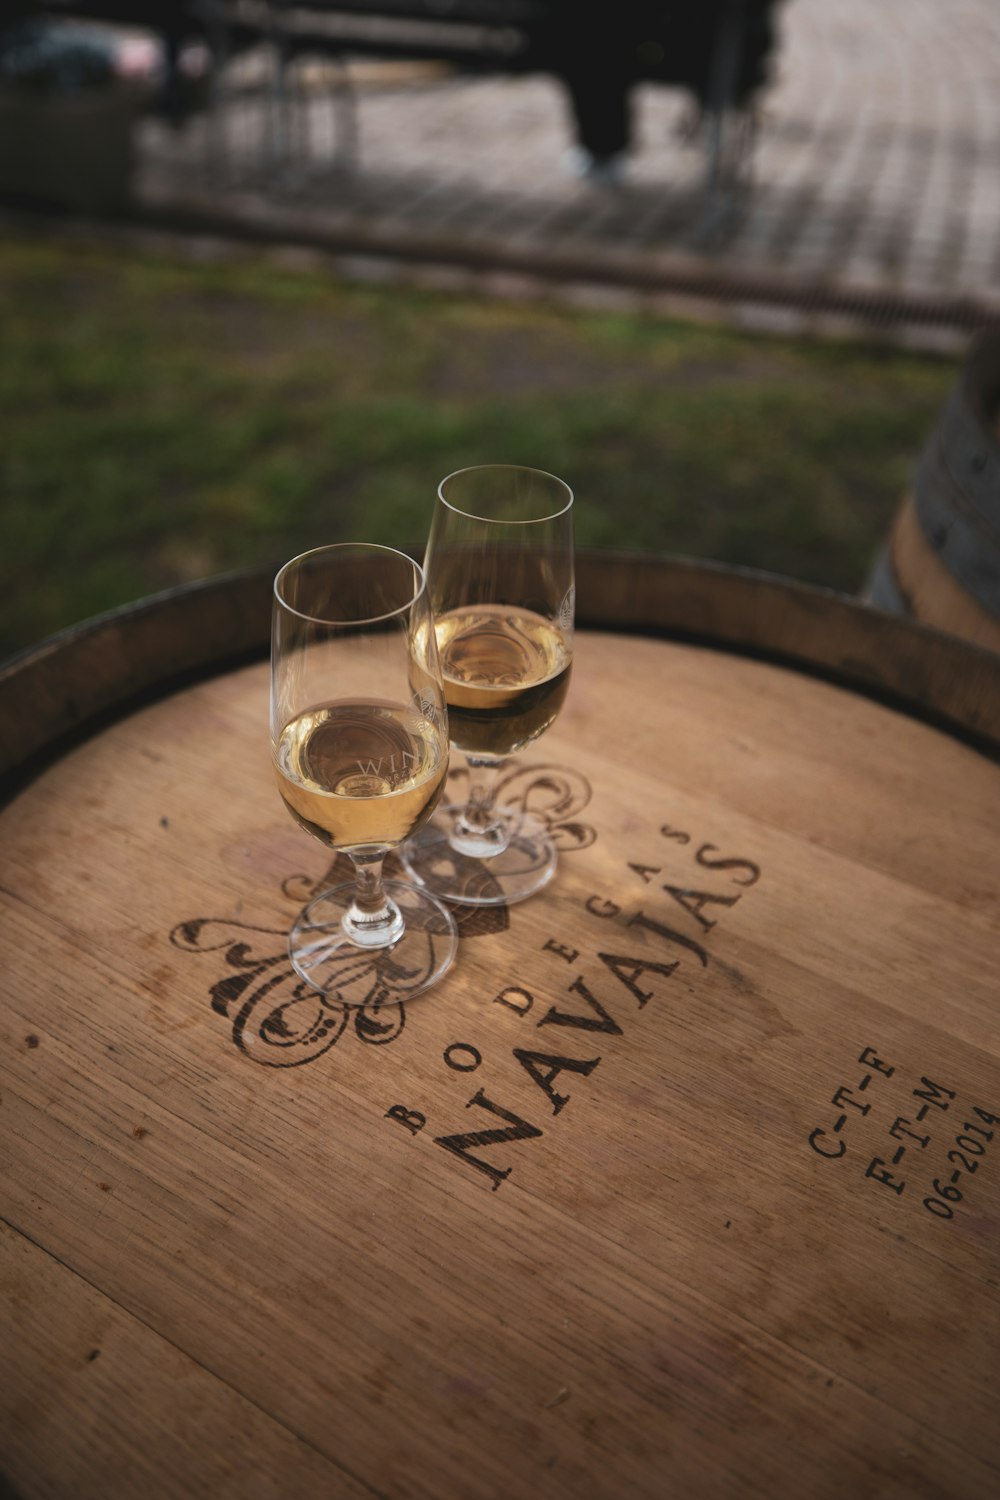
[130,0,1000,345]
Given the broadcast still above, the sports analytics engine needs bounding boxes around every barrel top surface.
[3,626,1000,1499]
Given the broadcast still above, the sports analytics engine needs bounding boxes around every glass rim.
[273,543,426,626]
[437,464,574,525]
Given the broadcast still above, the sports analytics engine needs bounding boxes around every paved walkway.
[132,0,1000,345]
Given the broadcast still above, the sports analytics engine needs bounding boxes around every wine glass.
[400,465,574,906]
[271,543,458,1006]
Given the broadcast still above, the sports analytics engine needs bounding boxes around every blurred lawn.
[0,235,958,656]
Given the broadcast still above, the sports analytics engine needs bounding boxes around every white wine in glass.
[271,544,458,1006]
[401,465,574,906]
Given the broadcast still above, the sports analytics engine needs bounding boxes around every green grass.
[0,235,958,655]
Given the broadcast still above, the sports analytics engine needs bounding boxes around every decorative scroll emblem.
[558,586,575,636]
[172,764,595,1067]
[491,762,595,853]
[172,913,374,1066]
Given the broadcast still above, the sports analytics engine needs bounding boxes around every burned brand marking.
[172,763,594,1067]
[387,824,764,1189]
[808,1046,999,1223]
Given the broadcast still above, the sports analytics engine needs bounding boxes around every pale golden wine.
[274,700,447,850]
[432,605,571,757]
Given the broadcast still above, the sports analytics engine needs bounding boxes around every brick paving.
[131,0,1000,343]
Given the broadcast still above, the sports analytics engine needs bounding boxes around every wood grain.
[0,1222,368,1499]
[2,616,999,1499]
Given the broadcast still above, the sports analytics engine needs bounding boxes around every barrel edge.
[3,554,999,796]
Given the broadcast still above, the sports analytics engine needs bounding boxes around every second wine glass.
[400,465,575,906]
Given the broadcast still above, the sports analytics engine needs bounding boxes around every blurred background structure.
[9,0,998,329]
[2,0,999,656]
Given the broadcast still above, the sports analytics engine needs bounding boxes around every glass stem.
[342,848,405,948]
[451,756,510,858]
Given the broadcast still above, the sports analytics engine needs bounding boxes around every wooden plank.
[886,497,1000,654]
[2,630,999,1498]
[0,1222,373,1499]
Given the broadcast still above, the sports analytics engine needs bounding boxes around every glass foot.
[288,880,458,1007]
[399,804,557,906]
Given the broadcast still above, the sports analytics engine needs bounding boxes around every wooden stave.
[3,551,1000,795]
[868,495,1000,657]
[867,333,1000,654]
[912,332,1000,620]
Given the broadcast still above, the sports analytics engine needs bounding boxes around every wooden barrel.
[867,333,1000,653]
[3,553,1000,1499]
